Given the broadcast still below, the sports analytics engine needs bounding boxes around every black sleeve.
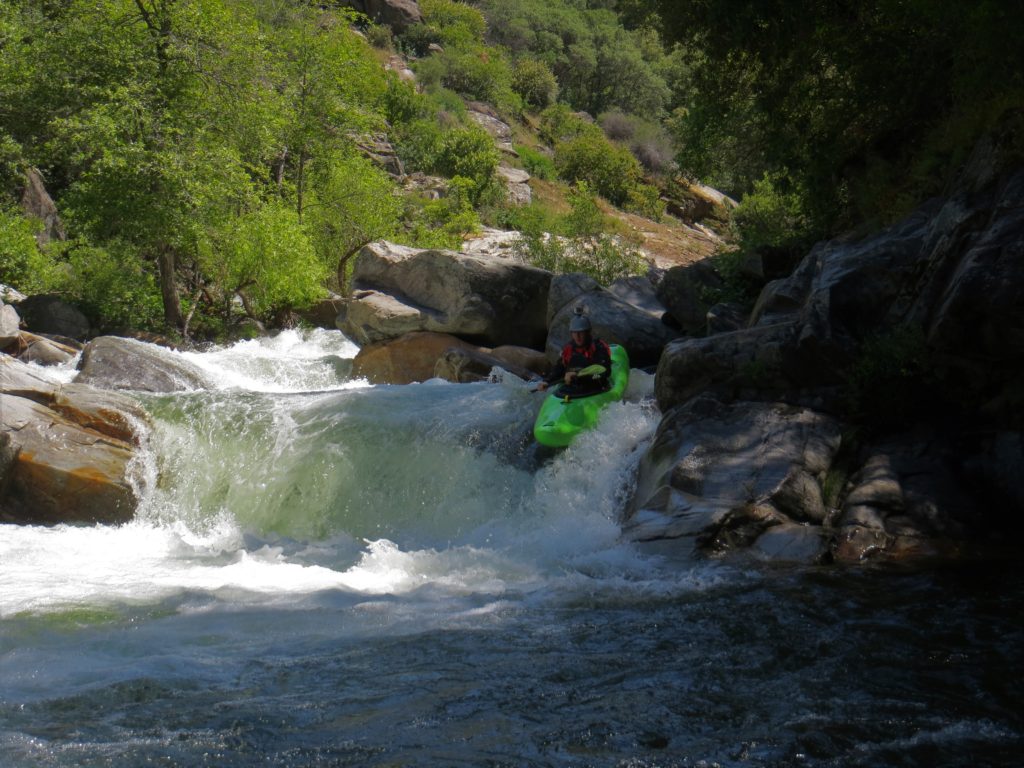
[546,356,566,384]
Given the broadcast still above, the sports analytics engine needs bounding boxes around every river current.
[1,330,1020,767]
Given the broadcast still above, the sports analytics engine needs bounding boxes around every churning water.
[1,330,1021,767]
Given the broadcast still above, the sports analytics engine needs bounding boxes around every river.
[1,330,1020,766]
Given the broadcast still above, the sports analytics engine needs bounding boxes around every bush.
[539,104,602,145]
[434,126,500,200]
[514,144,556,180]
[0,206,58,294]
[732,172,811,252]
[56,240,163,331]
[382,75,434,126]
[599,110,635,142]
[554,133,642,207]
[511,58,558,109]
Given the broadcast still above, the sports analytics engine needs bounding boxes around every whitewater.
[1,329,1020,767]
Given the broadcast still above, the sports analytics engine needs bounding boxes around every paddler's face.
[571,330,586,345]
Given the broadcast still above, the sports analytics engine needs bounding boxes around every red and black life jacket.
[561,338,611,370]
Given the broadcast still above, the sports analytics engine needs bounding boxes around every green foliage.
[511,58,558,109]
[731,173,811,253]
[563,182,603,237]
[554,133,644,207]
[514,145,556,181]
[434,126,500,200]
[538,104,603,145]
[202,201,325,320]
[55,240,163,331]
[382,75,435,126]
[657,0,1024,235]
[0,206,56,293]
[475,0,675,117]
[403,176,481,250]
[513,181,646,285]
[305,150,403,288]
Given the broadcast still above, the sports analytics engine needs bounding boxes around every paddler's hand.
[564,371,577,384]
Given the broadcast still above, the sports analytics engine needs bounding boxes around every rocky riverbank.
[2,141,1022,565]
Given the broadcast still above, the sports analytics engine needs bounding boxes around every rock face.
[339,0,422,32]
[19,168,65,245]
[1,356,150,525]
[497,166,532,205]
[337,241,551,348]
[546,274,677,368]
[639,147,1024,563]
[76,336,213,392]
[624,396,842,562]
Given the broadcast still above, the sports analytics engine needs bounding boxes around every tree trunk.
[157,246,184,329]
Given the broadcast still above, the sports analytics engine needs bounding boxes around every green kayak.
[533,344,630,448]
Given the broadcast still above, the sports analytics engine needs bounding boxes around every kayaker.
[537,312,612,395]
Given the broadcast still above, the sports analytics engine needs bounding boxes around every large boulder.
[655,260,728,335]
[15,294,91,340]
[1,357,151,525]
[76,336,213,392]
[338,241,551,348]
[0,300,21,348]
[435,344,549,383]
[497,166,532,206]
[352,331,483,384]
[546,273,677,368]
[624,396,843,562]
[339,0,422,32]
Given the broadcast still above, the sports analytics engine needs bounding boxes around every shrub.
[563,181,603,237]
[514,145,556,180]
[434,125,499,200]
[0,206,58,294]
[539,104,602,145]
[383,75,434,126]
[599,110,635,142]
[511,58,558,109]
[55,240,163,331]
[554,133,642,207]
[732,172,811,253]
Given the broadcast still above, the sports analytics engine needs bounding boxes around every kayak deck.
[533,344,630,448]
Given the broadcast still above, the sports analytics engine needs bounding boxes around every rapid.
[1,330,1020,767]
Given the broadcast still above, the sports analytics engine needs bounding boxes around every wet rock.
[624,396,842,556]
[832,438,982,563]
[76,336,213,392]
[16,331,77,366]
[435,344,549,383]
[1,357,151,524]
[352,331,483,384]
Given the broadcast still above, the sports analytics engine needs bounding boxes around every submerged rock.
[76,336,213,392]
